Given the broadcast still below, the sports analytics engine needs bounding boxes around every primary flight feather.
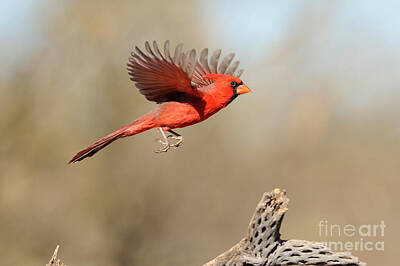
[69,40,251,163]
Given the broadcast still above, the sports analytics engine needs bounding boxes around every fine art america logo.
[318,220,385,251]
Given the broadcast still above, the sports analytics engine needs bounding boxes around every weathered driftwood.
[204,188,366,266]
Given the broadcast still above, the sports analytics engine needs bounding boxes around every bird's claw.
[154,139,170,153]
[167,135,183,148]
[154,135,183,153]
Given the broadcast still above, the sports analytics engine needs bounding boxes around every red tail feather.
[69,115,155,163]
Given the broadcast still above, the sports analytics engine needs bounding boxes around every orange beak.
[236,84,251,95]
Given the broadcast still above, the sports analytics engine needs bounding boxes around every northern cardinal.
[69,41,251,163]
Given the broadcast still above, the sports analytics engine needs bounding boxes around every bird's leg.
[155,127,170,153]
[167,130,183,148]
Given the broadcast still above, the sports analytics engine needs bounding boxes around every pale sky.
[1,0,399,110]
[2,0,399,72]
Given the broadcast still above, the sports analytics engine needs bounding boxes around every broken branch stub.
[46,245,67,266]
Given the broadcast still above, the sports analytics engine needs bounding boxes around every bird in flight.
[69,40,251,163]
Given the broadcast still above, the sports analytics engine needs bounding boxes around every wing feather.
[127,41,197,103]
[186,49,197,78]
[218,53,235,74]
[199,49,211,73]
[225,60,240,75]
[127,41,245,102]
[209,49,221,74]
[173,43,183,64]
[163,41,172,63]
[153,41,166,61]
[192,48,244,88]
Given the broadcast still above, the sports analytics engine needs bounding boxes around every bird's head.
[202,74,251,104]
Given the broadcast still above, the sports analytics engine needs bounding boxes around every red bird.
[69,41,251,163]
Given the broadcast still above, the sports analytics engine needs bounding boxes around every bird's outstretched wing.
[127,41,244,103]
[191,48,244,88]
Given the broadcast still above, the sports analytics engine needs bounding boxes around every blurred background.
[0,0,398,265]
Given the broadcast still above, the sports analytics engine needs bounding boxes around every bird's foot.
[167,135,183,148]
[154,139,170,153]
[154,135,183,153]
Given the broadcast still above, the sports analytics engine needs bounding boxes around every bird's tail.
[69,115,155,163]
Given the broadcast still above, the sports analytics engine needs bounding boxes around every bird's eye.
[230,81,237,87]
